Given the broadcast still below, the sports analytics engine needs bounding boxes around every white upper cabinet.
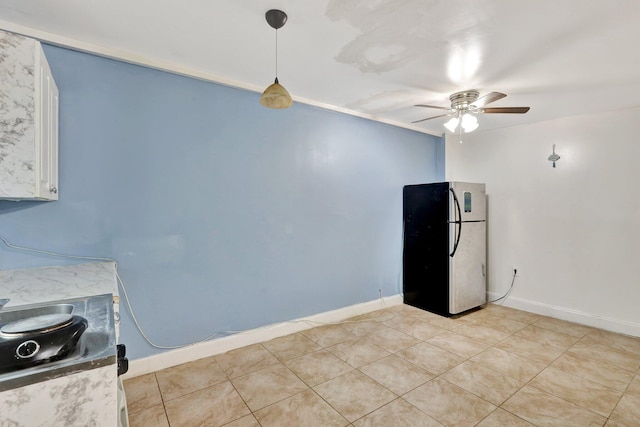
[0,30,59,200]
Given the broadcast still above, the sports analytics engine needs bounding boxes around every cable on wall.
[0,235,185,348]
[0,235,396,350]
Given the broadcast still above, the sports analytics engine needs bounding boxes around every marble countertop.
[1,261,119,307]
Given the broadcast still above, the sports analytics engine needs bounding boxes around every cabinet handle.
[50,186,57,194]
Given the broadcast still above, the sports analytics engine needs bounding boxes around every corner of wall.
[435,135,446,180]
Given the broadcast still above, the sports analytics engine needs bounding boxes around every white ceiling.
[1,0,639,136]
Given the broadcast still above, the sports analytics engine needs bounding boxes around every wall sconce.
[548,144,560,168]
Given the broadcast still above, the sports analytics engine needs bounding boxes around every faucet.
[0,299,9,310]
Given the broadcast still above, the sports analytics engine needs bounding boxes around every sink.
[0,294,116,392]
[0,303,74,324]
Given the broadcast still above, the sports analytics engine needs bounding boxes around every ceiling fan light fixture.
[444,117,460,133]
[261,9,292,110]
[414,90,529,132]
[461,113,478,132]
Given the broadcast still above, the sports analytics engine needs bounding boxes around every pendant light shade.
[443,117,460,133]
[261,9,292,109]
[260,78,293,109]
[460,113,478,132]
[443,113,479,133]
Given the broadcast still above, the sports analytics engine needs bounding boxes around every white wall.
[446,107,640,336]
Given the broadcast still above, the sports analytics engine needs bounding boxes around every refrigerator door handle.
[482,263,486,277]
[449,188,463,257]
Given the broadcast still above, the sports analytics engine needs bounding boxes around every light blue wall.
[0,45,443,359]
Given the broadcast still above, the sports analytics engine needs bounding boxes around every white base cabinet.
[0,29,59,200]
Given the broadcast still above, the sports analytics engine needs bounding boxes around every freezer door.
[450,182,486,222]
[449,221,486,314]
[403,183,451,316]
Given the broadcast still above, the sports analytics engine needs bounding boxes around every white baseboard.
[122,294,403,379]
[487,292,640,337]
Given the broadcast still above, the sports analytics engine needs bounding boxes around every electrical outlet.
[512,266,519,276]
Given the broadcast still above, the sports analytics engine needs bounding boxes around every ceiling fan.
[413,90,530,133]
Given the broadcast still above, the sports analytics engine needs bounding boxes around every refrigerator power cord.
[486,269,517,304]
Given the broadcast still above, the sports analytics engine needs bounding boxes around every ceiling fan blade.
[482,107,530,114]
[412,113,453,124]
[414,104,451,110]
[472,92,507,108]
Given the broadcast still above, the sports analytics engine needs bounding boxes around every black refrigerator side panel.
[403,183,451,316]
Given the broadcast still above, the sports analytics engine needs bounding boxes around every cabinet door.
[0,31,37,199]
[36,45,59,200]
[48,76,59,199]
[0,30,59,201]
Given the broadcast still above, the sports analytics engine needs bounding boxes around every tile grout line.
[360,314,507,425]
[152,372,171,427]
[376,307,629,424]
[407,309,603,424]
[587,354,638,425]
[288,333,387,424]
[464,307,556,425]
[127,304,640,426]
[485,324,621,422]
[254,342,351,424]
[296,316,425,424]
[410,319,530,425]
[462,308,637,424]
[213,353,262,427]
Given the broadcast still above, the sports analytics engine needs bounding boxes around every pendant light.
[260,9,293,109]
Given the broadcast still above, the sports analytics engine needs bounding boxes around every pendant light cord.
[275,29,278,79]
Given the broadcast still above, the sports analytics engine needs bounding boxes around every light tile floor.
[124,303,640,426]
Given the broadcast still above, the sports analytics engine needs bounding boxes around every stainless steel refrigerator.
[403,182,486,316]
